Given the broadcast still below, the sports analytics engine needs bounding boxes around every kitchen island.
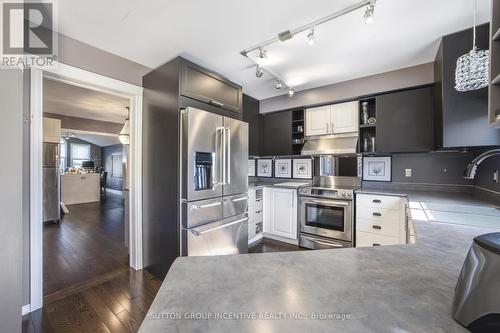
[139,214,498,332]
[61,173,101,205]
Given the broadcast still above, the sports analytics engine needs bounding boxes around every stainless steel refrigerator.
[180,107,249,256]
[43,142,60,223]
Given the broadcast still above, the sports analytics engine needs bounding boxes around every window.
[60,137,67,171]
[71,143,91,167]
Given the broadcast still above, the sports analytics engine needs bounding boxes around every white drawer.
[254,210,263,223]
[356,231,400,247]
[356,219,400,238]
[255,198,263,212]
[357,194,402,210]
[356,207,400,224]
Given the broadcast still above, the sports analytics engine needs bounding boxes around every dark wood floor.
[249,237,308,253]
[23,269,161,333]
[44,192,129,298]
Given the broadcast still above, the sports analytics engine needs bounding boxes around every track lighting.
[258,48,267,60]
[256,64,264,78]
[364,1,376,24]
[307,29,315,45]
[274,79,283,90]
[288,88,295,97]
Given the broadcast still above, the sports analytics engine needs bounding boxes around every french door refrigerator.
[180,107,249,257]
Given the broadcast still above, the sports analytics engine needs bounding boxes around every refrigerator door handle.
[215,127,225,186]
[190,217,248,236]
[225,127,231,185]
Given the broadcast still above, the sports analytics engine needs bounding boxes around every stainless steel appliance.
[452,232,500,332]
[298,176,360,249]
[43,143,60,223]
[180,107,249,257]
[314,154,362,177]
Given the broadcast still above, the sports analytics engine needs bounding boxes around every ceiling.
[43,78,129,123]
[56,0,490,100]
[62,129,121,147]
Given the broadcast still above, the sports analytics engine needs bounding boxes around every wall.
[0,69,23,332]
[102,144,124,191]
[260,63,434,113]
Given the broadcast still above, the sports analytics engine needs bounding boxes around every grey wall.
[0,69,23,332]
[474,154,500,192]
[260,62,434,113]
[102,144,124,191]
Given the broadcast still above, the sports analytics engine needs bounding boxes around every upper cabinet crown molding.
[305,101,358,136]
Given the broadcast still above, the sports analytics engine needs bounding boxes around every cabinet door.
[331,101,359,134]
[242,94,261,156]
[181,61,242,113]
[263,188,297,240]
[376,86,434,153]
[305,105,331,136]
[43,118,61,143]
[261,111,292,155]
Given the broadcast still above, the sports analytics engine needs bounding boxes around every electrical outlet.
[494,169,499,183]
[405,169,412,177]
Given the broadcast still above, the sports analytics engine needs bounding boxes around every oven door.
[299,196,352,242]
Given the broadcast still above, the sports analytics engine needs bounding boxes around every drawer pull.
[372,225,382,230]
[373,243,381,247]
[210,100,224,107]
[373,199,381,203]
[372,212,382,217]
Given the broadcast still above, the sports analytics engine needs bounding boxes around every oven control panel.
[299,187,353,200]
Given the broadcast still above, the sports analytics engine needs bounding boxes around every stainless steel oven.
[299,195,353,243]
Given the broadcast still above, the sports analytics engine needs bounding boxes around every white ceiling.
[62,129,121,147]
[44,78,129,123]
[56,0,490,100]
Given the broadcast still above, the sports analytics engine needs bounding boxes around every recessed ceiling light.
[256,65,264,78]
[307,29,315,45]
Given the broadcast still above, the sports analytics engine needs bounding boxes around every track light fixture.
[288,88,295,97]
[255,64,264,78]
[364,1,376,24]
[307,28,315,45]
[274,79,283,90]
[258,47,267,60]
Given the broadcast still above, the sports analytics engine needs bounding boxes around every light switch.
[405,169,412,177]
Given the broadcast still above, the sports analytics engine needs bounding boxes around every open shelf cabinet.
[489,0,500,126]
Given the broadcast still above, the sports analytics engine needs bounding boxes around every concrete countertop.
[140,221,499,332]
[249,180,311,190]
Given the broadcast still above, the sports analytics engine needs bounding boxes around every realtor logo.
[1,0,57,68]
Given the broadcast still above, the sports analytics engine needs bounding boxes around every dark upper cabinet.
[261,110,292,156]
[434,23,500,148]
[180,60,243,114]
[376,86,435,153]
[242,94,261,156]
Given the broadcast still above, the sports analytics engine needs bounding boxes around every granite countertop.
[249,180,311,190]
[140,220,499,332]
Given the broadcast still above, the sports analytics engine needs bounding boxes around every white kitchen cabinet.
[248,188,263,244]
[61,173,100,205]
[43,117,61,143]
[355,193,408,247]
[263,187,298,241]
[305,101,358,136]
[331,101,359,134]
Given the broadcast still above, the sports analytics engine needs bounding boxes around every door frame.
[29,62,143,311]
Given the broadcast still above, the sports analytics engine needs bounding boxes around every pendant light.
[454,0,490,92]
[119,107,130,145]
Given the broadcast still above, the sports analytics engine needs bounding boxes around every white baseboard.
[263,233,299,245]
[22,304,31,316]
[248,233,263,245]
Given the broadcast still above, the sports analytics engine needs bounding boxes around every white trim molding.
[22,304,31,316]
[29,61,144,312]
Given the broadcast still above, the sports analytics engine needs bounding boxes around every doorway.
[29,63,143,312]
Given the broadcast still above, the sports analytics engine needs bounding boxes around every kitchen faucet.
[463,149,500,179]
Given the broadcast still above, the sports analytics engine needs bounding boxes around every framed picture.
[248,159,256,177]
[274,159,292,179]
[363,156,391,182]
[257,159,273,178]
[293,158,313,179]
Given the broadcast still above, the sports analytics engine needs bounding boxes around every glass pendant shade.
[455,47,490,91]
[119,119,130,145]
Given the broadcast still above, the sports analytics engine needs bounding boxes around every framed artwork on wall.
[274,159,292,179]
[257,159,273,178]
[248,159,256,177]
[362,156,391,182]
[293,158,313,179]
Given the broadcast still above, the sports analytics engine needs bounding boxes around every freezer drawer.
[223,193,248,219]
[183,197,223,228]
[183,215,248,256]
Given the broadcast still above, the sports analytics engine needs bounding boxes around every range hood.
[301,134,358,155]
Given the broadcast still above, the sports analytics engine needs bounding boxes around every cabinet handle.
[372,212,382,217]
[372,225,382,230]
[210,100,224,107]
[373,243,381,247]
[373,199,381,203]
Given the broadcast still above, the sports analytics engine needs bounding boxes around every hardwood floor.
[23,269,161,333]
[248,237,309,253]
[44,192,129,298]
